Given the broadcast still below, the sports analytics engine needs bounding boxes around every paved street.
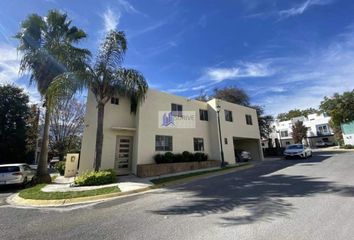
[1,151,354,240]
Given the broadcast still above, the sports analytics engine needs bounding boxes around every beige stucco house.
[79,89,264,176]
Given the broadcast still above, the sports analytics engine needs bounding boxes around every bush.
[173,153,184,163]
[182,151,192,161]
[54,161,65,176]
[74,169,116,186]
[153,151,209,164]
[342,144,354,149]
[154,154,165,164]
[164,152,174,163]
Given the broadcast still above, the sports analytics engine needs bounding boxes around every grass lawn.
[19,184,121,200]
[151,163,251,185]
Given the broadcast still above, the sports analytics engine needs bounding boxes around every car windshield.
[287,145,303,150]
[0,166,20,173]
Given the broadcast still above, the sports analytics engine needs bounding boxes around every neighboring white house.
[79,89,264,176]
[266,113,335,148]
[341,121,354,145]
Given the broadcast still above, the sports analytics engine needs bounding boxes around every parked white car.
[284,144,312,159]
[315,140,334,148]
[0,164,36,186]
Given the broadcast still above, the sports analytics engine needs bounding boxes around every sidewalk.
[43,175,153,193]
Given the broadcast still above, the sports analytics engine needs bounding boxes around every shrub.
[164,152,174,163]
[54,161,65,176]
[154,154,165,164]
[173,153,184,163]
[182,151,192,161]
[342,144,354,149]
[194,152,208,162]
[74,169,116,186]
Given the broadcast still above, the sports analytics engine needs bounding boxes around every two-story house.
[79,89,264,176]
[267,113,335,148]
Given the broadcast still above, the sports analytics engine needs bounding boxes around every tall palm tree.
[49,30,148,171]
[15,10,90,183]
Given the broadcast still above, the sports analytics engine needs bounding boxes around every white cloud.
[207,62,273,82]
[245,0,336,20]
[0,44,20,84]
[102,8,120,32]
[116,0,141,15]
[279,0,335,18]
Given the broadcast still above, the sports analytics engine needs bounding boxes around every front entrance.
[115,136,133,175]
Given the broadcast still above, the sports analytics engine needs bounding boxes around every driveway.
[0,151,354,240]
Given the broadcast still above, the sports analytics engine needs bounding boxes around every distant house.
[79,89,264,176]
[341,121,354,145]
[266,113,335,148]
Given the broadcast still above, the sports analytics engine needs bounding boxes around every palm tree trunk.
[94,102,105,171]
[37,107,52,183]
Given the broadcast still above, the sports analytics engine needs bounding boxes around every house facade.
[266,113,335,148]
[79,89,263,176]
[341,121,354,145]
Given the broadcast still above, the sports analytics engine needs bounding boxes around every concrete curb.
[6,163,254,208]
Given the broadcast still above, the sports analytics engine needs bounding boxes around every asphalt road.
[1,151,354,240]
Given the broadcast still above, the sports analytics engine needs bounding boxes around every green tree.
[320,90,354,144]
[15,10,90,183]
[49,97,84,160]
[48,30,148,171]
[0,85,29,164]
[25,104,40,163]
[213,86,250,106]
[210,86,273,138]
[291,121,307,144]
[277,108,319,121]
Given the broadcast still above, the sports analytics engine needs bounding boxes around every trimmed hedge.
[154,151,208,164]
[342,144,354,149]
[74,169,116,186]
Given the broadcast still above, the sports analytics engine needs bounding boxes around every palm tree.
[49,30,148,171]
[15,10,90,183]
[292,121,308,144]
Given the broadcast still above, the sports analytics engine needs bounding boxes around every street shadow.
[150,155,354,226]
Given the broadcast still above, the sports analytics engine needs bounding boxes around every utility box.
[64,153,79,177]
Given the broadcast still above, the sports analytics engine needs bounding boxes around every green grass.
[151,163,251,185]
[19,184,121,200]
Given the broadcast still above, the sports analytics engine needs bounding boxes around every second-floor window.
[111,97,119,105]
[224,110,233,122]
[317,124,329,134]
[171,103,183,117]
[199,109,208,121]
[280,130,288,137]
[245,114,253,125]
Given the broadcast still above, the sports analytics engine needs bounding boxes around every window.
[224,110,233,122]
[155,135,173,151]
[286,141,291,145]
[193,138,204,151]
[199,109,208,121]
[224,138,228,145]
[245,114,253,125]
[171,103,183,117]
[280,130,288,137]
[317,124,329,135]
[111,97,119,105]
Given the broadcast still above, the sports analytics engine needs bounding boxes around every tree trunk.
[36,107,52,183]
[94,103,105,171]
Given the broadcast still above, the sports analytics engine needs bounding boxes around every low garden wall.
[137,160,220,177]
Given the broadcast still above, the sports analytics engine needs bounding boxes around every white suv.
[0,164,36,186]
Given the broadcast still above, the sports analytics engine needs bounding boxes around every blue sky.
[0,0,354,115]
